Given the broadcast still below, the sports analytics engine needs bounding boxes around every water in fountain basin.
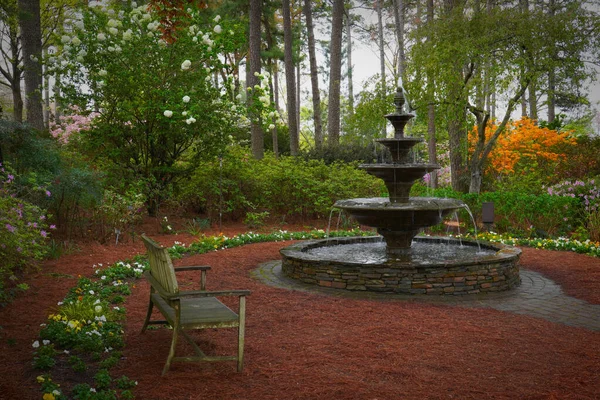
[305,240,496,265]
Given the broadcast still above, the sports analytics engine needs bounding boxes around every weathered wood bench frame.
[141,234,250,375]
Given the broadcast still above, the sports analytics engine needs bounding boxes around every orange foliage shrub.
[470,117,577,175]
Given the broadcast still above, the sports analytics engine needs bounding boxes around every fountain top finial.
[393,87,406,115]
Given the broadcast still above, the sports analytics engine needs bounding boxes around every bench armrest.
[174,265,211,290]
[174,266,211,272]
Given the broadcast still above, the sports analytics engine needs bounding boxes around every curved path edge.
[253,261,600,332]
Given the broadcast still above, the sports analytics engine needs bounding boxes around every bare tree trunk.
[426,0,437,188]
[304,0,323,150]
[268,59,279,157]
[327,0,344,145]
[249,0,264,159]
[392,0,406,82]
[283,0,299,154]
[11,79,23,122]
[7,23,23,122]
[547,0,556,124]
[296,62,300,135]
[19,0,44,130]
[528,81,538,121]
[377,0,386,137]
[345,8,354,116]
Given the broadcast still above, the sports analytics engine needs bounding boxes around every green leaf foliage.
[179,145,384,221]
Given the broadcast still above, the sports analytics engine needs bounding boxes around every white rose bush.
[51,3,245,215]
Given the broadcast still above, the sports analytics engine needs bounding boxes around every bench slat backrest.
[141,234,178,295]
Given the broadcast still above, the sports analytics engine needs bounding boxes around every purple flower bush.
[546,179,600,213]
[547,178,600,241]
[0,163,53,304]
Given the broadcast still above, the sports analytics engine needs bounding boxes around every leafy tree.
[52,3,244,215]
[408,0,599,193]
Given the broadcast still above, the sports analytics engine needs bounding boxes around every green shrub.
[179,146,384,221]
[411,183,581,236]
[0,163,52,305]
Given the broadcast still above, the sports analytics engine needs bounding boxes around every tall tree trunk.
[249,0,264,159]
[273,60,280,157]
[327,0,344,145]
[268,58,279,157]
[304,0,323,150]
[296,62,300,135]
[519,0,529,119]
[11,79,23,123]
[8,24,23,122]
[345,7,354,116]
[528,81,538,121]
[548,69,556,123]
[283,0,299,154]
[392,0,405,83]
[376,0,386,136]
[19,0,44,130]
[547,0,556,124]
[426,0,437,188]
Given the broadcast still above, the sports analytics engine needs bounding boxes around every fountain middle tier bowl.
[360,163,440,178]
[334,197,465,231]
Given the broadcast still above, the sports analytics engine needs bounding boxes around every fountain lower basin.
[281,236,521,295]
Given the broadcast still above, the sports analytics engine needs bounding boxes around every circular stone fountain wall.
[281,236,521,295]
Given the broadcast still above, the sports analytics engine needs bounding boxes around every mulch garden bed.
[1,220,599,399]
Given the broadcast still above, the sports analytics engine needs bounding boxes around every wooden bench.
[140,234,250,375]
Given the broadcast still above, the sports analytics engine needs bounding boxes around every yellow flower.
[43,393,55,400]
[36,376,45,383]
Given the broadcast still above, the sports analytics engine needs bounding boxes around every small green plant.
[587,210,600,242]
[185,217,211,235]
[33,341,57,370]
[115,375,137,390]
[53,296,112,322]
[160,216,175,234]
[69,355,87,373]
[571,226,590,241]
[244,211,270,229]
[94,369,112,390]
[99,352,121,369]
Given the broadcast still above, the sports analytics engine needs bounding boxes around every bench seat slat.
[151,294,240,327]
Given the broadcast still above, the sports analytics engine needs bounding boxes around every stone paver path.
[253,262,600,331]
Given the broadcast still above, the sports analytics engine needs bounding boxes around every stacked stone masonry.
[281,237,521,295]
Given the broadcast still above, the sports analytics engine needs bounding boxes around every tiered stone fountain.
[281,87,521,295]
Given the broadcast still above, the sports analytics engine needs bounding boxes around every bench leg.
[237,296,246,372]
[163,325,179,375]
[141,297,154,333]
[163,303,181,375]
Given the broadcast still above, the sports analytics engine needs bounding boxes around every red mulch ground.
[1,219,599,400]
